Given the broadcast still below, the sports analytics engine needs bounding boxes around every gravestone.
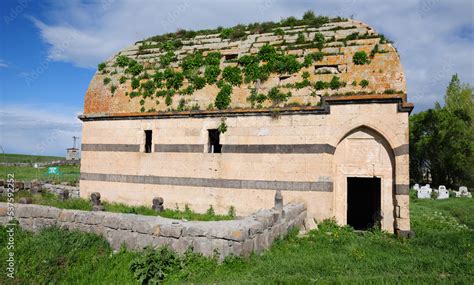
[59,189,69,201]
[91,192,104,211]
[14,181,24,190]
[19,197,33,204]
[417,184,431,199]
[152,197,164,212]
[455,186,472,198]
[274,190,283,210]
[23,181,32,189]
[30,185,41,194]
[437,185,449,200]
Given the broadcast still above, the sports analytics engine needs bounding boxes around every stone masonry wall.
[0,202,306,259]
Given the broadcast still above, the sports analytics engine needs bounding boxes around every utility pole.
[0,146,6,179]
[72,136,79,149]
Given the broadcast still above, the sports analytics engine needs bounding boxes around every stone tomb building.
[79,18,413,235]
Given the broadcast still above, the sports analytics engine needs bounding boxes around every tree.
[410,74,474,188]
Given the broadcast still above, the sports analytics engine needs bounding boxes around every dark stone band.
[222,144,336,154]
[82,143,336,154]
[81,144,140,152]
[154,144,203,153]
[80,172,334,192]
[395,184,409,195]
[393,144,409,156]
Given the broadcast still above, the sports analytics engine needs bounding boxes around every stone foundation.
[0,202,306,259]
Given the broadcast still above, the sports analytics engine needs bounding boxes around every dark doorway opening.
[347,177,381,230]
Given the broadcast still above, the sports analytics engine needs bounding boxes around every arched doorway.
[333,127,395,232]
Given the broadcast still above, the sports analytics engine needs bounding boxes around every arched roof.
[83,17,406,116]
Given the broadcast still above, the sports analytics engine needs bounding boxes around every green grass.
[0,153,65,163]
[0,165,80,184]
[0,190,235,221]
[0,191,91,211]
[1,193,473,284]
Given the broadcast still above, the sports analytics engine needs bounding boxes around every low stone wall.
[41,184,80,199]
[0,202,306,259]
[0,181,80,199]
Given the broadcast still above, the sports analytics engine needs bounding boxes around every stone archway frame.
[332,125,398,232]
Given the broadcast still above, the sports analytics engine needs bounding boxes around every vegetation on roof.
[138,10,346,44]
[92,10,400,113]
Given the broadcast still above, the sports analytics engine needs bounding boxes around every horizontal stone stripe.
[81,172,333,192]
[81,144,140,152]
[81,143,336,154]
[393,144,409,156]
[154,144,204,153]
[222,144,336,154]
[395,184,409,195]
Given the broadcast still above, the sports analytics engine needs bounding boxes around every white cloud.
[28,0,474,111]
[0,59,8,68]
[0,104,82,156]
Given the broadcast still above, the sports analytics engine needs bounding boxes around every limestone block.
[257,35,281,43]
[228,240,242,257]
[150,236,172,248]
[182,223,207,237]
[0,217,9,225]
[131,217,160,234]
[102,214,121,229]
[18,217,33,228]
[134,233,155,250]
[43,207,61,219]
[192,236,214,257]
[85,212,106,225]
[58,210,76,222]
[33,218,56,231]
[170,237,193,253]
[16,205,39,218]
[92,225,110,238]
[253,230,270,254]
[160,224,183,238]
[74,212,91,224]
[254,209,275,228]
[210,239,231,260]
[117,215,137,229]
[246,220,265,238]
[241,238,254,257]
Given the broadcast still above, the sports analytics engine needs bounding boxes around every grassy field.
[0,153,64,163]
[0,193,473,284]
[0,165,80,184]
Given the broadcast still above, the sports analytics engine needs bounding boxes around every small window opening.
[278,75,291,86]
[314,64,340,74]
[208,129,222,153]
[144,130,152,153]
[224,54,238,62]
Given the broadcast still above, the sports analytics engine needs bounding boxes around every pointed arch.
[332,126,397,233]
[328,118,403,152]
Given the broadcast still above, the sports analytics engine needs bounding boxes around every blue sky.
[0,0,473,156]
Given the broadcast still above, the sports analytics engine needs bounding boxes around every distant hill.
[0,154,65,163]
